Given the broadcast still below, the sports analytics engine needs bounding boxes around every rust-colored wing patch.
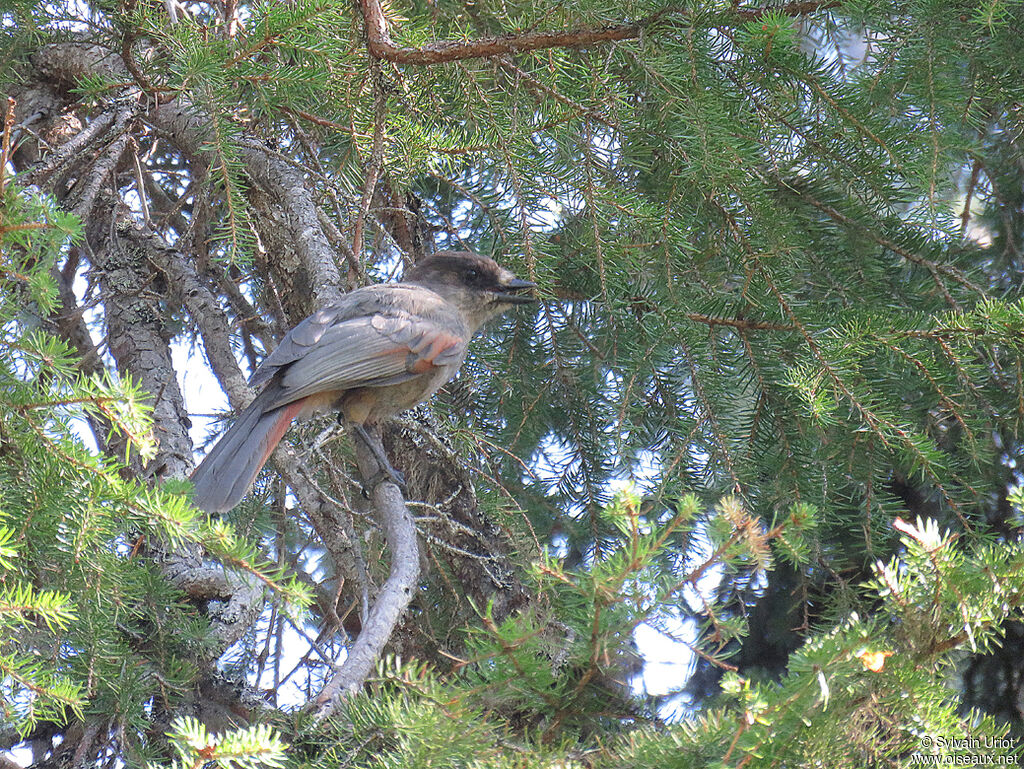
[407,330,464,374]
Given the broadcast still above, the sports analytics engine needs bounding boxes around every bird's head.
[404,251,537,327]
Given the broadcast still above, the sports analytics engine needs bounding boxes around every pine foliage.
[293,493,1024,767]
[3,0,1024,764]
[0,154,300,756]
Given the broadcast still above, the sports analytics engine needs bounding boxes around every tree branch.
[357,0,841,65]
[242,149,344,308]
[88,195,193,481]
[312,425,420,717]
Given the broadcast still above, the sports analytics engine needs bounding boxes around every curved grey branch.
[312,426,420,718]
[32,41,343,310]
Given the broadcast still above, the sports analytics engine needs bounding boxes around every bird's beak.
[495,276,538,304]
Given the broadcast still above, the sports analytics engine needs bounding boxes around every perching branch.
[312,424,420,717]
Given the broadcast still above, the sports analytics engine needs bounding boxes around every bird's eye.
[464,268,480,284]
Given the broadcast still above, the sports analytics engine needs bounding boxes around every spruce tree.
[3,0,1024,765]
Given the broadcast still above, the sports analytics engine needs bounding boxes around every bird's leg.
[347,421,407,493]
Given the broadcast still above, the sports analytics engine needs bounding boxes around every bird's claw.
[348,422,407,496]
[360,467,407,498]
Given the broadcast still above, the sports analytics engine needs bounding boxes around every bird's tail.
[190,387,305,513]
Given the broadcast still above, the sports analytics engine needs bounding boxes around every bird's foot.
[360,466,407,498]
[348,422,407,496]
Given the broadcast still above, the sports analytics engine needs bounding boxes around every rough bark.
[86,194,193,480]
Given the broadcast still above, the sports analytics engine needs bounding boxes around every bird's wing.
[249,303,356,389]
[258,309,469,408]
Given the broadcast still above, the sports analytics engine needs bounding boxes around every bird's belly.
[342,365,457,424]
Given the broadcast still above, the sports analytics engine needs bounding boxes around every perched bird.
[190,251,536,512]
